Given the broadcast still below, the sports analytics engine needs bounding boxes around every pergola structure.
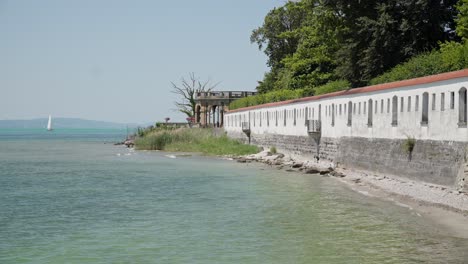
[194,91,256,127]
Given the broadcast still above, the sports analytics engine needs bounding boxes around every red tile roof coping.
[227,69,468,113]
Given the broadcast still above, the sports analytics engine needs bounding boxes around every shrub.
[135,128,259,155]
[230,89,305,110]
[135,131,173,150]
[314,80,351,96]
[402,136,416,154]
[270,146,277,154]
[229,79,352,111]
[370,41,468,85]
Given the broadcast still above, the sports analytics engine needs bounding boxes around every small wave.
[357,190,373,197]
[165,155,177,159]
[393,201,413,210]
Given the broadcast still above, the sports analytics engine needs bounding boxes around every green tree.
[252,0,461,94]
[250,1,307,69]
[281,2,343,91]
[332,0,459,87]
[250,1,309,92]
[456,0,468,40]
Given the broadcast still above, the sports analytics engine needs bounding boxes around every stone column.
[220,108,224,127]
[212,106,216,126]
[203,105,208,127]
[217,106,220,127]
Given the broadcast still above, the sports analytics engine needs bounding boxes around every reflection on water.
[0,133,467,263]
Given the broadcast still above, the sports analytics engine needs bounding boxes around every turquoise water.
[0,129,467,263]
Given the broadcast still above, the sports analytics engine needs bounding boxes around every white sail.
[47,115,52,131]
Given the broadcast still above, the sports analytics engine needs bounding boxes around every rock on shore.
[232,150,337,177]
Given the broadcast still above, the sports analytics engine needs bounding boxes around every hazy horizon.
[0,117,151,130]
[1,1,284,124]
[0,116,140,124]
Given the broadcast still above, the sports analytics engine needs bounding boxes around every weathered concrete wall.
[457,152,468,190]
[227,130,468,188]
[227,131,338,161]
[335,137,467,187]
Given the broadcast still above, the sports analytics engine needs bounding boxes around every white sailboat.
[47,115,53,131]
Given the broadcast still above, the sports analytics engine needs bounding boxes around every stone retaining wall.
[226,130,468,188]
[335,137,467,187]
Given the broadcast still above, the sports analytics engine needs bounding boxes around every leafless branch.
[170,73,220,118]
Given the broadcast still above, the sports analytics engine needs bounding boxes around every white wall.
[225,77,468,142]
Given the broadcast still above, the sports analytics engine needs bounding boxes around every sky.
[0,0,286,124]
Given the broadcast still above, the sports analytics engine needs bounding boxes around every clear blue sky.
[1,0,284,124]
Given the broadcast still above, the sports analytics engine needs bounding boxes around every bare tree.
[171,73,219,118]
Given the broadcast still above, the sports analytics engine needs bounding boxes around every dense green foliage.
[370,41,468,85]
[457,0,468,40]
[229,80,350,110]
[230,89,303,110]
[231,0,467,110]
[313,80,351,96]
[251,0,461,92]
[135,128,259,156]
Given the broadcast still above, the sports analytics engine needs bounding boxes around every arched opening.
[195,105,201,124]
[294,108,296,126]
[407,97,411,112]
[368,99,373,127]
[392,96,398,126]
[331,104,335,127]
[284,109,287,126]
[220,103,225,127]
[318,105,322,121]
[459,87,467,127]
[211,105,216,127]
[347,101,352,126]
[305,107,308,125]
[276,110,278,126]
[400,97,404,112]
[267,111,270,127]
[260,111,262,127]
[422,92,429,126]
[416,96,419,111]
[441,93,445,111]
[217,106,221,127]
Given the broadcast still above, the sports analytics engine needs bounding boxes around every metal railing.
[241,122,250,132]
[306,120,321,133]
[196,91,257,99]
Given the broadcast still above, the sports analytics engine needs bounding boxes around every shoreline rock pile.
[114,139,135,148]
[231,150,345,178]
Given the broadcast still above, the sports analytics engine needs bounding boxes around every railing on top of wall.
[306,120,321,134]
[241,122,250,132]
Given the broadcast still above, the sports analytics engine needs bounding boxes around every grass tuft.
[135,128,259,156]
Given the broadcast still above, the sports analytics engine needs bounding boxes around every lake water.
[1,129,467,263]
